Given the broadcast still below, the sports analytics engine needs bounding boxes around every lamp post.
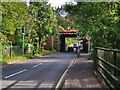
[22,26,25,55]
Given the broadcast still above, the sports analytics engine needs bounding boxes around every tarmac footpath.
[62,53,104,89]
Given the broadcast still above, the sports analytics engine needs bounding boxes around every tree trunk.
[51,36,54,51]
[39,37,41,51]
[42,45,44,52]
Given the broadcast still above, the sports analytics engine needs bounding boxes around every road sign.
[7,35,15,41]
[85,35,91,54]
[86,35,91,41]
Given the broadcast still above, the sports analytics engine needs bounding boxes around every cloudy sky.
[26,0,77,8]
[48,0,77,8]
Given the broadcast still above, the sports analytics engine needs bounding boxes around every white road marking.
[33,63,42,68]
[4,69,27,79]
[39,81,54,88]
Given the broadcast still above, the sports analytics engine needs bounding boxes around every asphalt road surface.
[2,52,76,89]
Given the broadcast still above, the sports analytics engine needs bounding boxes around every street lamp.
[22,26,25,55]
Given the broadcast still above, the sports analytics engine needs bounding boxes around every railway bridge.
[59,31,87,52]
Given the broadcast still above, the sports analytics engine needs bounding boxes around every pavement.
[62,53,103,89]
[2,52,76,89]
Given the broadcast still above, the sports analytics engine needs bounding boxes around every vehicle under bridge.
[59,31,88,52]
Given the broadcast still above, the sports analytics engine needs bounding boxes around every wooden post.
[113,51,117,76]
[94,48,98,72]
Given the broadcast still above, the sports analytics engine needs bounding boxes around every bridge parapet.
[93,47,120,89]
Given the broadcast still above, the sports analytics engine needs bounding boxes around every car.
[73,42,83,52]
[73,43,79,48]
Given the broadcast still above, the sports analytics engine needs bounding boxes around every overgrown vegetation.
[1,2,60,64]
[1,50,58,65]
[64,2,120,49]
[2,2,58,50]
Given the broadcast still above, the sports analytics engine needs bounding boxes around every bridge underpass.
[59,31,88,52]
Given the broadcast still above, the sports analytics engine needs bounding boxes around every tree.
[64,2,120,49]
[29,2,57,51]
[2,2,28,46]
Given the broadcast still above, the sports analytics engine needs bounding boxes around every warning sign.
[7,35,15,41]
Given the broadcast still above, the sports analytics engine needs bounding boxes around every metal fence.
[2,46,22,57]
[93,47,120,89]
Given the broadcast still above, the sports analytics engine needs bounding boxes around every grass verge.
[0,49,58,65]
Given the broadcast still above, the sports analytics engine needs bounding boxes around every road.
[2,52,76,89]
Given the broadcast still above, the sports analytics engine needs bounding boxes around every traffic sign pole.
[86,35,91,53]
[23,33,24,56]
[77,39,80,58]
[77,32,80,58]
[88,40,90,53]
[10,41,12,58]
[22,26,25,56]
[7,34,14,58]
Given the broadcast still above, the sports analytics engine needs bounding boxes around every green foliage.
[28,2,58,50]
[64,2,120,49]
[2,2,28,46]
[1,50,58,65]
[2,2,58,55]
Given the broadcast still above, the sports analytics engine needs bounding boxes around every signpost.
[22,26,25,56]
[7,35,15,58]
[77,32,80,57]
[86,35,91,53]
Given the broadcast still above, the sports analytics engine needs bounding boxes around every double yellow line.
[55,58,76,89]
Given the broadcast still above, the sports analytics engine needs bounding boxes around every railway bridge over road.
[59,31,87,52]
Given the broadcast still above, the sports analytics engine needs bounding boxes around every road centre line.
[33,63,42,68]
[5,69,27,79]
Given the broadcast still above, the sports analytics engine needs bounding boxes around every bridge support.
[60,36,65,52]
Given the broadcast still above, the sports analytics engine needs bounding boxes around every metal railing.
[93,47,120,89]
[2,46,22,57]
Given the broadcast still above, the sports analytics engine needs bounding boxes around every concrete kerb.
[55,57,77,89]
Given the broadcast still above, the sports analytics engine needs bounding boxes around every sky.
[25,0,77,17]
[47,0,77,8]
[26,0,77,8]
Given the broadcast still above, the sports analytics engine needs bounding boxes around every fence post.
[113,51,117,76]
[93,47,98,72]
